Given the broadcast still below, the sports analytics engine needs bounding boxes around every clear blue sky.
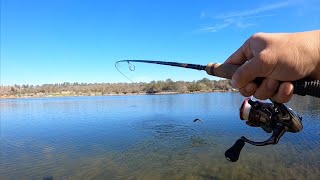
[1,0,319,85]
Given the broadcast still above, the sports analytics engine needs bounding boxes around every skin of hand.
[225,30,320,103]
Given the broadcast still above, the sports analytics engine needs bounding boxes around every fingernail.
[283,83,293,96]
[284,87,292,96]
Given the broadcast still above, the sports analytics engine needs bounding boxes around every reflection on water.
[1,93,319,180]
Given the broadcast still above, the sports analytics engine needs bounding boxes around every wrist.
[312,30,320,79]
[302,30,320,80]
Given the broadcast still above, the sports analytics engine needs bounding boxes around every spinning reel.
[225,98,303,162]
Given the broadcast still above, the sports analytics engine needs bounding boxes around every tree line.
[0,78,234,97]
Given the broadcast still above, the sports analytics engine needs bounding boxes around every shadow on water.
[1,93,320,180]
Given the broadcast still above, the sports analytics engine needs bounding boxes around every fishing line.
[115,60,135,83]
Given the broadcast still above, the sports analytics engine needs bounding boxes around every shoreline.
[0,90,237,99]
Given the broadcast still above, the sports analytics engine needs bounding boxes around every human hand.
[225,30,320,103]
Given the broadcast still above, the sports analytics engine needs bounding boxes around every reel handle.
[225,139,245,162]
[205,63,320,98]
[241,125,287,146]
[225,125,286,162]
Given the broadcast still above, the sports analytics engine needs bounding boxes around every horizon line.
[0,78,229,87]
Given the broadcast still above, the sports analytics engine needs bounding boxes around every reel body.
[225,98,303,162]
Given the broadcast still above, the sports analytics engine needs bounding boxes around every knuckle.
[257,51,270,62]
[250,32,265,40]
[256,51,276,74]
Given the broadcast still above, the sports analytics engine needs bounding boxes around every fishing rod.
[115,59,320,162]
[115,59,320,98]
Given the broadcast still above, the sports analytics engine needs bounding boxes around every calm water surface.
[1,93,320,180]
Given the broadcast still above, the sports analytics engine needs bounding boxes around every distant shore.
[0,90,237,99]
[0,79,235,99]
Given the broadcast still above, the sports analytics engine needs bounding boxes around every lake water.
[1,93,319,180]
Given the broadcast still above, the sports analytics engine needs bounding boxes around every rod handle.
[205,63,238,79]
